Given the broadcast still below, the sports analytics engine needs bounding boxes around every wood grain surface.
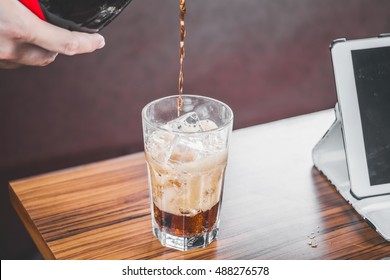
[9,110,390,259]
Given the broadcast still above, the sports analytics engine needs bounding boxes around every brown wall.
[1,0,389,259]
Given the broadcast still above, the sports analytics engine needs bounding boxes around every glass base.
[152,221,219,251]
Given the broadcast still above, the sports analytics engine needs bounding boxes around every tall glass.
[142,95,233,251]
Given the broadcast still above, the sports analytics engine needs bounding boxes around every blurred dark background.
[1,0,389,259]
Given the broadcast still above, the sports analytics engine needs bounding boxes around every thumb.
[17,1,105,55]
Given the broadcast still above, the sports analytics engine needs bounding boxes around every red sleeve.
[19,0,46,21]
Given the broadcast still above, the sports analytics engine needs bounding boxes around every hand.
[0,0,105,69]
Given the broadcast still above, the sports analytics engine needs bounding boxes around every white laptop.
[313,34,390,241]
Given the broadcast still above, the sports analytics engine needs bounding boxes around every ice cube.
[203,127,226,152]
[169,136,203,163]
[165,112,202,132]
[156,113,222,164]
[146,130,175,163]
[199,119,218,131]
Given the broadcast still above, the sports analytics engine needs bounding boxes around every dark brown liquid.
[177,0,186,115]
[153,202,220,237]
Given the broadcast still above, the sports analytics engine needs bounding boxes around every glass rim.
[142,94,234,135]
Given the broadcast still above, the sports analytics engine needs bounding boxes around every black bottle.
[20,0,133,33]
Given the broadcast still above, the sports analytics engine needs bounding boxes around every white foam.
[145,112,227,216]
[146,150,227,216]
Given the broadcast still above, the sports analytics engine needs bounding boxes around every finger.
[11,43,58,66]
[27,21,105,56]
[16,2,105,55]
[0,60,22,69]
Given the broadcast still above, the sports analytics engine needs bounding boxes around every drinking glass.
[142,95,233,251]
